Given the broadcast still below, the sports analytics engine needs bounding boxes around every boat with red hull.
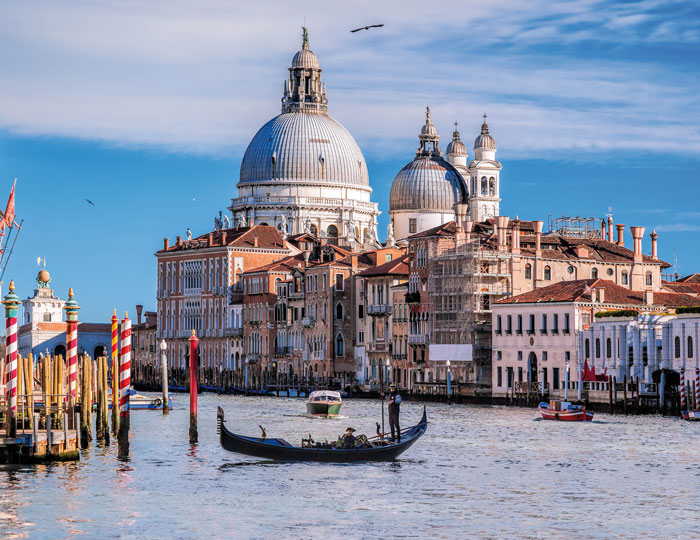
[681,410,700,421]
[539,401,594,422]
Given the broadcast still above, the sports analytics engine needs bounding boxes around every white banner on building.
[429,344,473,363]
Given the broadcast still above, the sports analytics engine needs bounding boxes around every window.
[358,330,364,343]
[606,268,613,276]
[489,178,496,196]
[646,272,653,287]
[517,315,523,334]
[322,274,327,291]
[358,304,364,319]
[553,368,560,390]
[497,366,503,387]
[542,351,548,362]
[606,338,612,358]
[497,351,502,362]
[675,336,681,358]
[595,338,601,358]
[591,268,598,279]
[541,314,548,333]
[481,177,487,195]
[621,271,629,285]
[506,315,512,334]
[564,313,570,333]
[335,274,344,290]
[409,219,417,234]
[336,334,345,356]
[528,314,535,334]
[43,313,51,322]
[327,225,338,238]
[496,315,502,333]
[518,351,523,361]
[689,337,694,359]
[518,367,523,383]
[336,303,344,320]
[585,338,590,358]
[544,266,552,281]
[553,314,559,333]
[567,265,574,275]
[525,264,532,280]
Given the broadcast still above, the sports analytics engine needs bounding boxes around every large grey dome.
[239,112,370,187]
[390,156,467,211]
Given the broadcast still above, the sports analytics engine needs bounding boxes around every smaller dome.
[291,48,319,69]
[390,156,468,212]
[446,125,467,156]
[474,121,496,150]
[37,269,50,283]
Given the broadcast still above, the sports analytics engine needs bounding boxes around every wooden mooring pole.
[623,375,628,416]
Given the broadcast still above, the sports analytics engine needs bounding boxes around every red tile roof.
[158,225,288,253]
[678,273,700,284]
[357,254,410,277]
[407,221,458,239]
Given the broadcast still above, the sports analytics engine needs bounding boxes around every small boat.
[306,390,342,417]
[107,389,174,410]
[217,406,427,462]
[681,410,700,421]
[539,400,593,422]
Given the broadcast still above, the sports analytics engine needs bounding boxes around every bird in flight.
[85,199,95,206]
[351,24,384,33]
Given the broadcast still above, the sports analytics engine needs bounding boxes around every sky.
[1,0,699,321]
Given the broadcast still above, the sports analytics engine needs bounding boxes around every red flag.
[3,179,16,228]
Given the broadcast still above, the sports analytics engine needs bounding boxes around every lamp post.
[244,356,249,393]
[577,358,583,401]
[564,358,570,401]
[446,359,452,404]
[159,340,168,415]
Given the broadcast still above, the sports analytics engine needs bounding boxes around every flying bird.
[85,199,95,206]
[351,24,384,33]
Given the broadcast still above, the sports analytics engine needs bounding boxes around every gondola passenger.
[342,427,356,448]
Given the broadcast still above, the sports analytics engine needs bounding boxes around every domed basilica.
[229,30,380,246]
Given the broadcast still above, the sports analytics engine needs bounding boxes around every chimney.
[591,288,597,303]
[597,287,605,304]
[136,304,143,325]
[163,237,170,250]
[511,217,521,254]
[208,232,213,245]
[497,216,509,250]
[600,220,606,239]
[534,221,543,257]
[176,235,183,247]
[630,226,645,263]
[616,224,625,247]
[607,216,613,242]
[464,220,473,242]
[249,218,254,227]
[253,236,259,247]
[222,231,227,245]
[304,251,310,267]
[644,289,654,305]
[650,230,658,260]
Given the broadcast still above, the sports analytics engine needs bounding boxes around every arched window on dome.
[319,154,326,180]
[327,225,338,238]
[489,177,496,196]
[481,177,487,195]
[271,154,276,176]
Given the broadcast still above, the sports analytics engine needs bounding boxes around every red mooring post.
[189,329,199,444]
[118,312,131,459]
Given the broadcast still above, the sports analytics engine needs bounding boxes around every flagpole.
[0,219,23,283]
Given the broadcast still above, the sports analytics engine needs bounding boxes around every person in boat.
[342,427,356,448]
[387,384,402,441]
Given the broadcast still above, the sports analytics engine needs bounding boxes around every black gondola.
[217,406,427,462]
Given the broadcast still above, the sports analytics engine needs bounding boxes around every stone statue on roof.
[186,228,192,241]
[279,214,288,239]
[304,217,312,235]
[223,214,231,229]
[237,215,247,228]
[387,221,396,247]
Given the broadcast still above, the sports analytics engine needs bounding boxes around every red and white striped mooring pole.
[118,312,131,458]
[64,288,80,405]
[3,281,21,438]
[680,368,686,411]
[695,368,700,411]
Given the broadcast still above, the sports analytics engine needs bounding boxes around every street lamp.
[244,355,249,392]
[159,340,168,415]
[446,359,452,403]
[564,357,570,401]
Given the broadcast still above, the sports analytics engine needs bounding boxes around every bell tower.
[468,115,502,222]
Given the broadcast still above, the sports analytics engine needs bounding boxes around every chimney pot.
[176,235,182,247]
[534,221,543,254]
[644,289,654,305]
[163,237,170,250]
[222,231,227,245]
[616,224,625,247]
[607,215,613,242]
[650,230,658,260]
[253,236,259,247]
[598,287,605,304]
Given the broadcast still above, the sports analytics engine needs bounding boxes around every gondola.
[217,406,427,462]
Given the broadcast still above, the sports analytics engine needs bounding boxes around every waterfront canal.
[1,394,699,539]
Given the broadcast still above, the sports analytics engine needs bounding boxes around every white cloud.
[0,0,699,159]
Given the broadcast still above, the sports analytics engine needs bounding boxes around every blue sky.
[1,0,699,321]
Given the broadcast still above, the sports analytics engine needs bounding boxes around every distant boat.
[681,410,700,421]
[539,400,594,422]
[107,389,173,410]
[217,406,427,462]
[306,390,342,417]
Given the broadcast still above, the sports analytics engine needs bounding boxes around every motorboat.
[539,400,594,421]
[306,390,342,417]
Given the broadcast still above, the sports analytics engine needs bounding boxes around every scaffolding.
[548,215,603,239]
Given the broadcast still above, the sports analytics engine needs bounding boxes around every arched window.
[621,271,628,285]
[585,338,590,359]
[595,338,601,358]
[591,268,598,279]
[544,266,552,280]
[646,272,653,286]
[489,178,496,196]
[336,333,345,356]
[327,225,338,238]
[689,337,694,358]
[606,338,612,358]
[481,177,487,195]
[675,336,681,358]
[525,264,532,280]
[336,303,344,320]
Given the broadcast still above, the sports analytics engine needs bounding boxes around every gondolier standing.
[387,384,402,441]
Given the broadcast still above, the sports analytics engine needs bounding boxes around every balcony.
[405,291,421,304]
[224,327,243,337]
[273,346,293,357]
[408,334,429,346]
[367,304,391,316]
[302,317,315,328]
[246,353,260,363]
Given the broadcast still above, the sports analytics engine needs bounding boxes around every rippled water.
[2,394,700,539]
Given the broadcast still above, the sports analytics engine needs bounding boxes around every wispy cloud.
[0,0,699,159]
[655,223,700,232]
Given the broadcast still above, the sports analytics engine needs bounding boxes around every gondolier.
[387,384,402,441]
